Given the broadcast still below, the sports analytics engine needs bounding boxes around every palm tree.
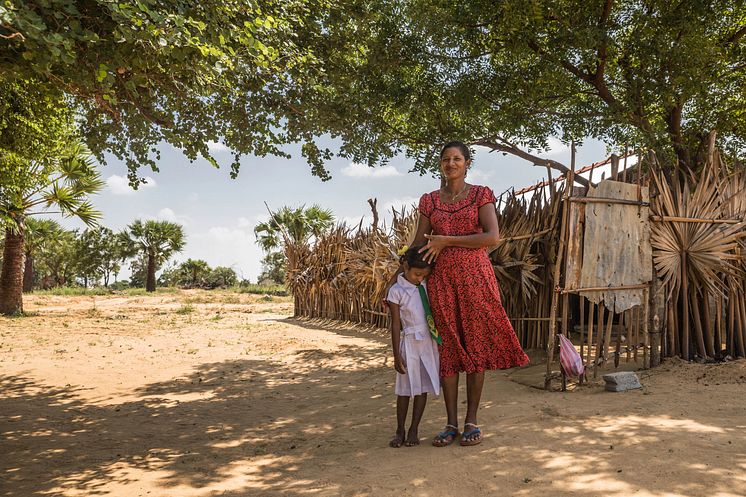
[0,142,103,314]
[179,259,211,288]
[254,205,334,251]
[22,218,62,292]
[125,220,185,292]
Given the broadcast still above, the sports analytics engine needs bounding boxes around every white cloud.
[467,167,495,184]
[383,196,419,214]
[156,207,191,226]
[341,162,403,178]
[106,175,157,195]
[189,221,263,281]
[546,137,571,158]
[237,217,252,229]
[207,141,229,152]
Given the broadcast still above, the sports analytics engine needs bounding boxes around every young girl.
[386,245,440,447]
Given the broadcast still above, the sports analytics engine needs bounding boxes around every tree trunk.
[0,226,25,315]
[146,253,156,292]
[22,252,33,293]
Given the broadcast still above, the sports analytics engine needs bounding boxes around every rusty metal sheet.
[579,180,652,313]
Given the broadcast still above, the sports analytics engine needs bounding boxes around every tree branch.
[471,137,589,187]
[723,24,746,45]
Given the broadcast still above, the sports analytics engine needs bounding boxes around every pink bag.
[558,334,585,378]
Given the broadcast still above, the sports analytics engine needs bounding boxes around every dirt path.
[2,290,745,497]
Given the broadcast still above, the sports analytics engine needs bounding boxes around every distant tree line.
[0,218,241,293]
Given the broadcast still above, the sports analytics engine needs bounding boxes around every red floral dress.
[419,185,530,377]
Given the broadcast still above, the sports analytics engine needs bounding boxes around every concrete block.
[602,371,642,392]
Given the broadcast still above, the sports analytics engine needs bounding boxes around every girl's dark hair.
[399,244,434,269]
[440,141,471,161]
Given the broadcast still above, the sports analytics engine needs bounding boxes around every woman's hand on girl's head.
[420,233,449,263]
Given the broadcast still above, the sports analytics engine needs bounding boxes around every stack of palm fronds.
[285,206,418,327]
[493,182,563,349]
[650,153,746,360]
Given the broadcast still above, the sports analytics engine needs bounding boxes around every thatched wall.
[286,154,746,366]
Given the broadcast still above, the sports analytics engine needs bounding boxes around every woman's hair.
[399,244,434,269]
[440,141,472,161]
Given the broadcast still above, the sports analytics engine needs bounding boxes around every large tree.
[283,0,746,179]
[0,0,336,182]
[0,141,102,314]
[125,220,185,292]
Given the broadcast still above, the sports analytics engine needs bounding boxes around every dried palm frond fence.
[285,149,746,388]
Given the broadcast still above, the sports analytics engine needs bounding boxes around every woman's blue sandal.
[432,424,459,447]
[460,423,482,446]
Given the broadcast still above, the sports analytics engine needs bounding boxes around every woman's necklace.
[442,183,468,203]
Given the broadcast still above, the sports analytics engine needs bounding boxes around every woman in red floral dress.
[414,141,529,447]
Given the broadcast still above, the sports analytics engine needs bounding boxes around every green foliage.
[258,250,286,284]
[0,0,334,181]
[74,226,129,286]
[160,258,238,288]
[290,0,746,174]
[254,204,334,251]
[235,282,288,296]
[125,219,185,266]
[30,227,78,288]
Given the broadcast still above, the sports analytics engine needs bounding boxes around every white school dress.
[386,274,440,397]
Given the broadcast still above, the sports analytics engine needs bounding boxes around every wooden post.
[544,144,576,389]
[579,296,586,357]
[610,154,619,180]
[642,289,650,368]
[594,304,605,377]
[586,302,595,367]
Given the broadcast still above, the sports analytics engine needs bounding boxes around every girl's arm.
[388,302,407,374]
[420,203,499,263]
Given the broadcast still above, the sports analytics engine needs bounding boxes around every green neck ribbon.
[417,285,442,345]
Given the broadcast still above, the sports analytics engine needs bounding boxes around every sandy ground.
[1,290,746,497]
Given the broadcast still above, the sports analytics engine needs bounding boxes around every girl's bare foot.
[404,427,420,446]
[389,428,405,448]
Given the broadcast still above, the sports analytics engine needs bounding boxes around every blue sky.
[58,137,612,282]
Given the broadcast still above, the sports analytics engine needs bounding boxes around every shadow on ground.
[2,319,746,497]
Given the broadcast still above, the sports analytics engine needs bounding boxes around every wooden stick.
[642,289,650,368]
[690,287,708,359]
[614,312,623,368]
[701,289,715,358]
[603,306,614,368]
[682,257,691,360]
[625,309,632,362]
[737,289,746,357]
[544,142,575,389]
[586,302,595,367]
[667,301,676,358]
[594,304,605,377]
[500,228,553,242]
[568,197,650,206]
[650,216,742,224]
[564,283,651,294]
[715,295,723,357]
[728,285,735,356]
[579,296,586,358]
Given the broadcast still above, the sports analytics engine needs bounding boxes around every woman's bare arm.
[420,204,500,262]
